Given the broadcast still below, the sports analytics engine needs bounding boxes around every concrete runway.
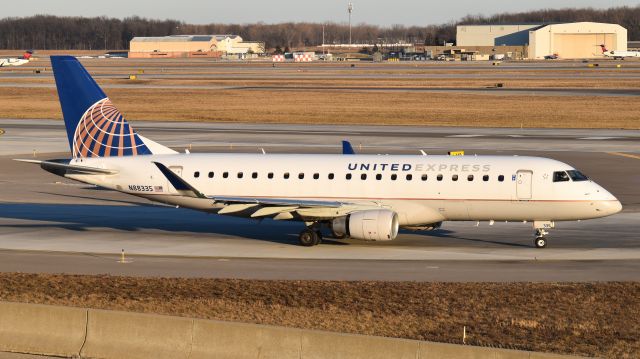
[0,120,639,281]
[2,82,638,97]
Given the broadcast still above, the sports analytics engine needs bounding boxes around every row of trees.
[0,6,638,51]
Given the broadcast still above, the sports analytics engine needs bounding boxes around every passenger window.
[452,174,458,181]
[553,171,570,182]
[194,171,200,178]
[298,173,304,179]
[361,174,367,180]
[252,172,258,179]
[421,174,428,181]
[346,173,352,180]
[406,174,413,181]
[498,175,504,182]
[284,172,290,179]
[237,172,243,179]
[468,175,474,181]
[328,173,334,180]
[437,174,443,181]
[391,174,397,181]
[483,175,489,181]
[223,172,229,178]
[313,173,319,180]
[376,174,382,180]
[208,172,214,178]
[268,172,274,179]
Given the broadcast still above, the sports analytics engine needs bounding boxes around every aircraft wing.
[153,161,376,219]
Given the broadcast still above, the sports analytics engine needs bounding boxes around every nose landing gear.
[534,229,548,249]
[533,221,554,249]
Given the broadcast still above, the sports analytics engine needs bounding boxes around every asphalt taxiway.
[0,120,638,281]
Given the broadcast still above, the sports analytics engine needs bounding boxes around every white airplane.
[0,51,32,67]
[600,44,640,60]
[17,56,622,248]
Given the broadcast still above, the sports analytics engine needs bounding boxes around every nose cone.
[599,198,623,216]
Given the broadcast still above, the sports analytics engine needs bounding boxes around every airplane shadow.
[0,202,303,245]
[0,202,529,248]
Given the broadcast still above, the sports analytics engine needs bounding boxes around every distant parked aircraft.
[0,51,32,67]
[600,45,640,60]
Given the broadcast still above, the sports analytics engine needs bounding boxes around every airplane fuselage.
[65,153,621,227]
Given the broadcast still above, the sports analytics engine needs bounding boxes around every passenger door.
[516,170,533,200]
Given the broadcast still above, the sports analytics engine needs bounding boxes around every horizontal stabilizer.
[14,159,118,175]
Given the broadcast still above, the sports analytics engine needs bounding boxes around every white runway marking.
[578,137,622,140]
[446,135,485,138]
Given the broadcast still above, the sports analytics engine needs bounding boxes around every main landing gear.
[534,228,548,249]
[299,225,323,247]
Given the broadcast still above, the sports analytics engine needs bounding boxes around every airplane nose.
[600,199,623,216]
[612,199,623,214]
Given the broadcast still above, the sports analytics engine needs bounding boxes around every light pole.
[348,2,353,47]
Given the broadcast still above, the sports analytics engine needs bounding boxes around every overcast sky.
[7,0,637,26]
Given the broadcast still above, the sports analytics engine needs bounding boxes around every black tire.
[534,237,547,249]
[299,229,319,247]
[314,231,323,245]
[331,230,347,239]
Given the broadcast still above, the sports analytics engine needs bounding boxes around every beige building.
[130,35,219,57]
[528,22,626,59]
[129,34,265,58]
[457,22,627,59]
[213,35,265,54]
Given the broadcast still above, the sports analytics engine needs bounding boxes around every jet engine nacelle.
[331,210,399,241]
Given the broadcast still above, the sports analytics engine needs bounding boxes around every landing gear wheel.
[534,237,547,249]
[314,231,323,245]
[299,229,320,247]
[331,230,347,240]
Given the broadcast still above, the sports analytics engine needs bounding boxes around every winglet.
[153,162,206,198]
[342,140,356,155]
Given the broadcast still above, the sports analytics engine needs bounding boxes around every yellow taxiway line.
[607,152,640,160]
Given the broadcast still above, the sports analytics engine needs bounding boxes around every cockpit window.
[567,170,589,182]
[553,171,570,182]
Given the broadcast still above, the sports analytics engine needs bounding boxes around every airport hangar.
[129,34,265,59]
[456,22,627,59]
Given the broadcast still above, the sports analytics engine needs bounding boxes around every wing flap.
[211,196,343,208]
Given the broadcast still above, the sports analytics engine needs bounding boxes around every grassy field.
[0,86,638,129]
[0,59,639,128]
[0,273,638,358]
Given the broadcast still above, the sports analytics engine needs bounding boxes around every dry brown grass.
[0,273,638,358]
[1,87,638,129]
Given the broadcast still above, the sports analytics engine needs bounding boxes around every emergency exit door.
[516,170,533,200]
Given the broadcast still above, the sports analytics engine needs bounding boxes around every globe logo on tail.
[72,98,150,158]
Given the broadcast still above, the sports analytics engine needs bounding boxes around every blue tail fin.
[342,140,356,155]
[51,56,151,158]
